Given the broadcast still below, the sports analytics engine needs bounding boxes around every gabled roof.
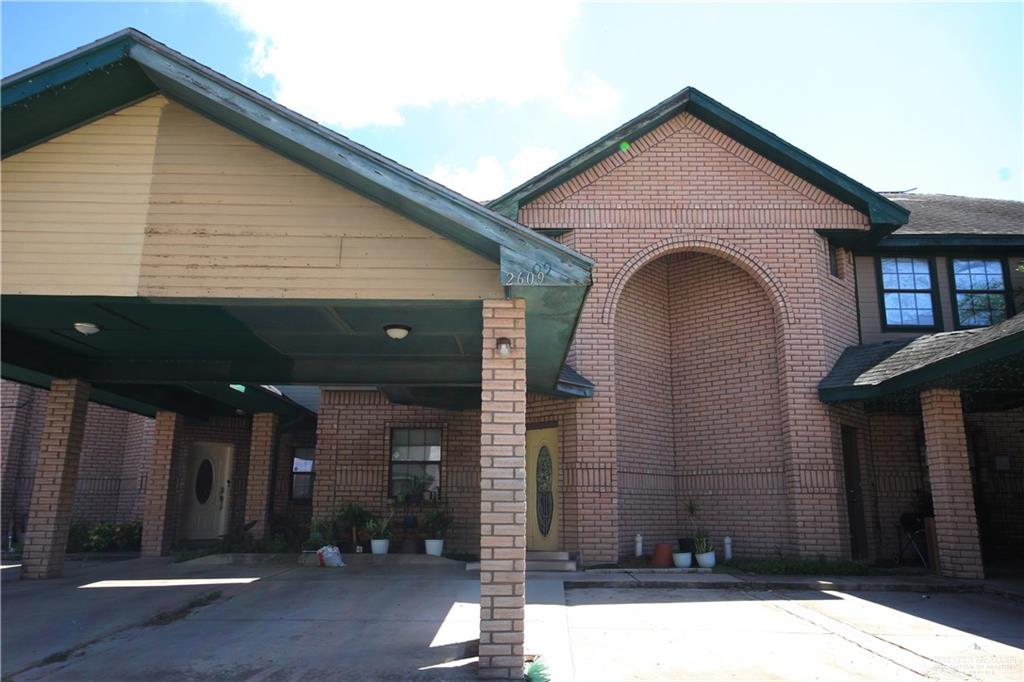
[874,193,1024,249]
[1,28,596,402]
[488,86,909,230]
[819,312,1024,403]
[1,28,593,288]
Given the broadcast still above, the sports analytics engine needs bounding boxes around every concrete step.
[526,550,570,561]
[527,559,577,572]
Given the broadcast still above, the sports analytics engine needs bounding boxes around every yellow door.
[526,427,559,551]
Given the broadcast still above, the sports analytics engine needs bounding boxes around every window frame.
[874,254,943,332]
[289,447,315,501]
[946,256,1014,330]
[385,424,445,502]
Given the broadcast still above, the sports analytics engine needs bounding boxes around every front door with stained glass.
[525,427,559,551]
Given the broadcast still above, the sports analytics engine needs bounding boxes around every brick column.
[21,379,90,579]
[921,388,984,580]
[479,298,527,679]
[141,411,184,557]
[244,413,278,540]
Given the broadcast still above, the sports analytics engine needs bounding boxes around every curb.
[564,579,986,593]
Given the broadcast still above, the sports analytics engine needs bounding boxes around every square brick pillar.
[21,379,90,579]
[921,388,984,580]
[478,298,527,679]
[142,411,185,557]
[244,413,279,540]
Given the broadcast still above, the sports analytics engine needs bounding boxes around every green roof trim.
[488,87,909,230]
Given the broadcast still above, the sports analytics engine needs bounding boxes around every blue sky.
[3,1,1021,201]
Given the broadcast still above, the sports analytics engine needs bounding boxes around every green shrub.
[113,522,142,551]
[67,524,91,553]
[66,521,142,553]
[88,522,117,552]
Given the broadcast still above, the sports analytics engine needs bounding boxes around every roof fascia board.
[1,30,134,103]
[866,235,1024,250]
[125,38,592,287]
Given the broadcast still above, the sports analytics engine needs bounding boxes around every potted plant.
[423,503,452,557]
[338,503,371,553]
[694,531,716,568]
[366,513,393,554]
[302,518,329,552]
[672,548,692,568]
[678,499,699,554]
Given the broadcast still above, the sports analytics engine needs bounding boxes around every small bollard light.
[635,533,643,558]
[724,536,733,561]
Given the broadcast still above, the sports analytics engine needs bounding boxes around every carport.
[821,313,1024,579]
[1,29,592,679]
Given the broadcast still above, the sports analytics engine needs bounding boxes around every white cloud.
[430,146,561,201]
[217,0,619,129]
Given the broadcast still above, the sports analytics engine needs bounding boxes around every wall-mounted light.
[496,337,513,357]
[384,324,411,340]
[73,322,100,336]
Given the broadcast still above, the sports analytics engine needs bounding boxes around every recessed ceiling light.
[384,325,411,340]
[73,322,100,336]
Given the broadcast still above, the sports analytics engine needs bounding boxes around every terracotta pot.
[652,542,673,567]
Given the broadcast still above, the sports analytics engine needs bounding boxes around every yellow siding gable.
[2,96,163,296]
[2,95,501,300]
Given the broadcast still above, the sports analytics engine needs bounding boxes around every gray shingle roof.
[883,193,1024,237]
[820,312,1024,399]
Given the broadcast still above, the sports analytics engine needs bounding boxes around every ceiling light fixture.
[496,337,513,358]
[384,325,411,340]
[73,322,100,336]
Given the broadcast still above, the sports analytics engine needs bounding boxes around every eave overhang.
[2,29,595,400]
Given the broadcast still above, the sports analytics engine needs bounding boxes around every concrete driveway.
[565,587,1024,681]
[3,557,1023,681]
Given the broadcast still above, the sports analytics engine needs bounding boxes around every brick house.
[2,29,1022,678]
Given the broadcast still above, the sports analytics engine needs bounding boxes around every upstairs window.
[950,258,1010,328]
[389,428,442,500]
[877,256,939,329]
[290,448,315,500]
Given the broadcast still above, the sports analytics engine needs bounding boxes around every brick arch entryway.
[608,240,792,559]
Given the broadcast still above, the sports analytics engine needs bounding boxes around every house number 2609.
[504,263,552,286]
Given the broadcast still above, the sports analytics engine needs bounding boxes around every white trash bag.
[316,545,345,567]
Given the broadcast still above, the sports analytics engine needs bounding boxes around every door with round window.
[182,442,234,540]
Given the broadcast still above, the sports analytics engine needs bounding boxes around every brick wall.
[116,414,155,522]
[1,379,155,539]
[518,110,869,560]
[670,253,788,557]
[313,391,482,556]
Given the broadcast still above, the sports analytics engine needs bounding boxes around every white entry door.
[182,442,233,540]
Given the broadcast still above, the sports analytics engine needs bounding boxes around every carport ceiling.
[2,296,486,387]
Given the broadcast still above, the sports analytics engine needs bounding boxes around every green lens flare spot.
[619,141,631,153]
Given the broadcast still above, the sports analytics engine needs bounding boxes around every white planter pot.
[370,539,390,555]
[672,552,692,568]
[425,539,444,557]
[695,550,716,568]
